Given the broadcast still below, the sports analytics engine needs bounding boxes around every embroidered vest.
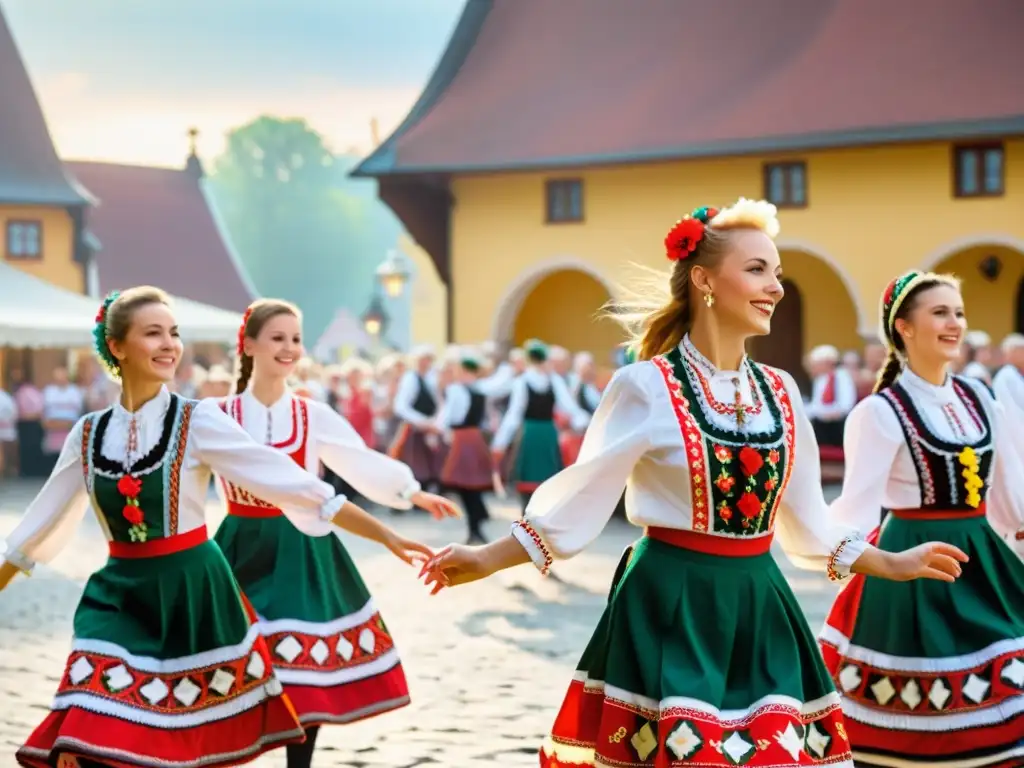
[524,383,556,421]
[653,347,795,537]
[453,388,486,430]
[219,395,310,513]
[877,378,993,511]
[81,395,196,542]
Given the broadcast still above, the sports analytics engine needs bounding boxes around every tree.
[208,116,386,340]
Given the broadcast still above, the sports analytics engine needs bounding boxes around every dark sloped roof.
[67,161,257,312]
[0,7,90,205]
[356,0,1024,176]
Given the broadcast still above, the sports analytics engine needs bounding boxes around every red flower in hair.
[237,307,253,356]
[95,307,106,324]
[883,280,897,307]
[665,217,706,261]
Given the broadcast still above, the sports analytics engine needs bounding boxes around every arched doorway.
[927,243,1024,339]
[494,266,624,366]
[747,249,861,393]
[749,279,807,392]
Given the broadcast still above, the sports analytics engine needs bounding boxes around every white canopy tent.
[0,262,243,348]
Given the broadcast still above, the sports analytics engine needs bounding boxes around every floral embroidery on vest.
[653,347,795,536]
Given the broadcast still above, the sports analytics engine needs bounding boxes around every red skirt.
[387,424,443,484]
[441,427,494,490]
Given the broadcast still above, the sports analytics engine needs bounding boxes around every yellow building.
[398,232,449,349]
[355,0,1024,379]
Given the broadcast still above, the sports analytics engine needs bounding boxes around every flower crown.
[664,206,719,262]
[237,307,253,357]
[93,291,122,378]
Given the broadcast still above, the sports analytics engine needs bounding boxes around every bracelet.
[1015,530,1024,541]
[512,520,553,575]
[826,535,856,583]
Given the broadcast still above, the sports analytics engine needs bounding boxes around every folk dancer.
[819,271,1024,767]
[992,333,1024,415]
[491,340,590,511]
[437,350,500,544]
[388,345,443,494]
[0,287,433,768]
[421,201,967,768]
[560,351,603,467]
[805,344,857,466]
[216,300,458,768]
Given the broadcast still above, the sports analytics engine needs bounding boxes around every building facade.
[356,0,1024,370]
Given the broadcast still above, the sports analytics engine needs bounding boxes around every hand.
[887,542,969,582]
[411,491,461,520]
[383,532,434,566]
[418,543,494,594]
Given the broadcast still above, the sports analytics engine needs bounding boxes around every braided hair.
[874,270,961,393]
[233,299,302,394]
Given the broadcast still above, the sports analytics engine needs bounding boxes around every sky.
[2,0,465,166]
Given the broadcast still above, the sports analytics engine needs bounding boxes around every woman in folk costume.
[419,200,969,768]
[819,272,1024,768]
[388,345,444,493]
[0,287,427,768]
[492,340,591,510]
[437,350,498,545]
[214,299,458,768]
[560,351,604,467]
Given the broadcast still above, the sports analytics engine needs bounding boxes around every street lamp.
[375,250,410,298]
[361,293,388,337]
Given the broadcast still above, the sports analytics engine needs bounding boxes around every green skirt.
[215,514,409,726]
[541,536,853,767]
[17,539,303,768]
[514,419,563,492]
[820,515,1024,767]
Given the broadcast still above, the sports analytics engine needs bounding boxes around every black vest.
[411,375,436,417]
[524,382,556,421]
[453,387,486,429]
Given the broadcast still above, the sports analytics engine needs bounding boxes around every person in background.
[856,341,887,400]
[0,383,17,478]
[389,345,443,493]
[992,332,1024,414]
[200,364,234,399]
[40,366,84,474]
[805,344,857,465]
[12,368,44,478]
[373,354,404,452]
[561,351,602,466]
[960,330,994,385]
[293,358,327,402]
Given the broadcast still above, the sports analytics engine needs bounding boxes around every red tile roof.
[357,0,1024,176]
[67,161,256,312]
[0,7,90,205]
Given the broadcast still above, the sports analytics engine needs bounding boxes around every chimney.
[184,127,204,179]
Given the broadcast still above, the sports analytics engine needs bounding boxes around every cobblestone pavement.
[0,480,842,767]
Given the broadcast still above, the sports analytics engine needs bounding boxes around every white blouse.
[993,364,1024,415]
[392,370,437,427]
[220,390,420,509]
[830,368,1024,549]
[492,367,592,451]
[1,387,347,574]
[511,338,868,579]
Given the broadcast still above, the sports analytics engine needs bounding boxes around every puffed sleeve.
[491,377,527,452]
[308,400,421,510]
[189,400,345,536]
[828,395,905,534]
[512,366,652,572]
[975,394,1024,554]
[773,370,868,582]
[1,417,90,573]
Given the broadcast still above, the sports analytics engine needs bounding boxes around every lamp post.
[375,250,410,299]
[361,292,388,339]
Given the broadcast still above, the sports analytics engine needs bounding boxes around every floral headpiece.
[879,270,952,347]
[93,291,121,378]
[665,206,719,262]
[237,307,253,357]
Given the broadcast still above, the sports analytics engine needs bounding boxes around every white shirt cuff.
[826,534,867,583]
[511,520,553,575]
[396,481,422,508]
[2,545,35,575]
[320,494,348,522]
